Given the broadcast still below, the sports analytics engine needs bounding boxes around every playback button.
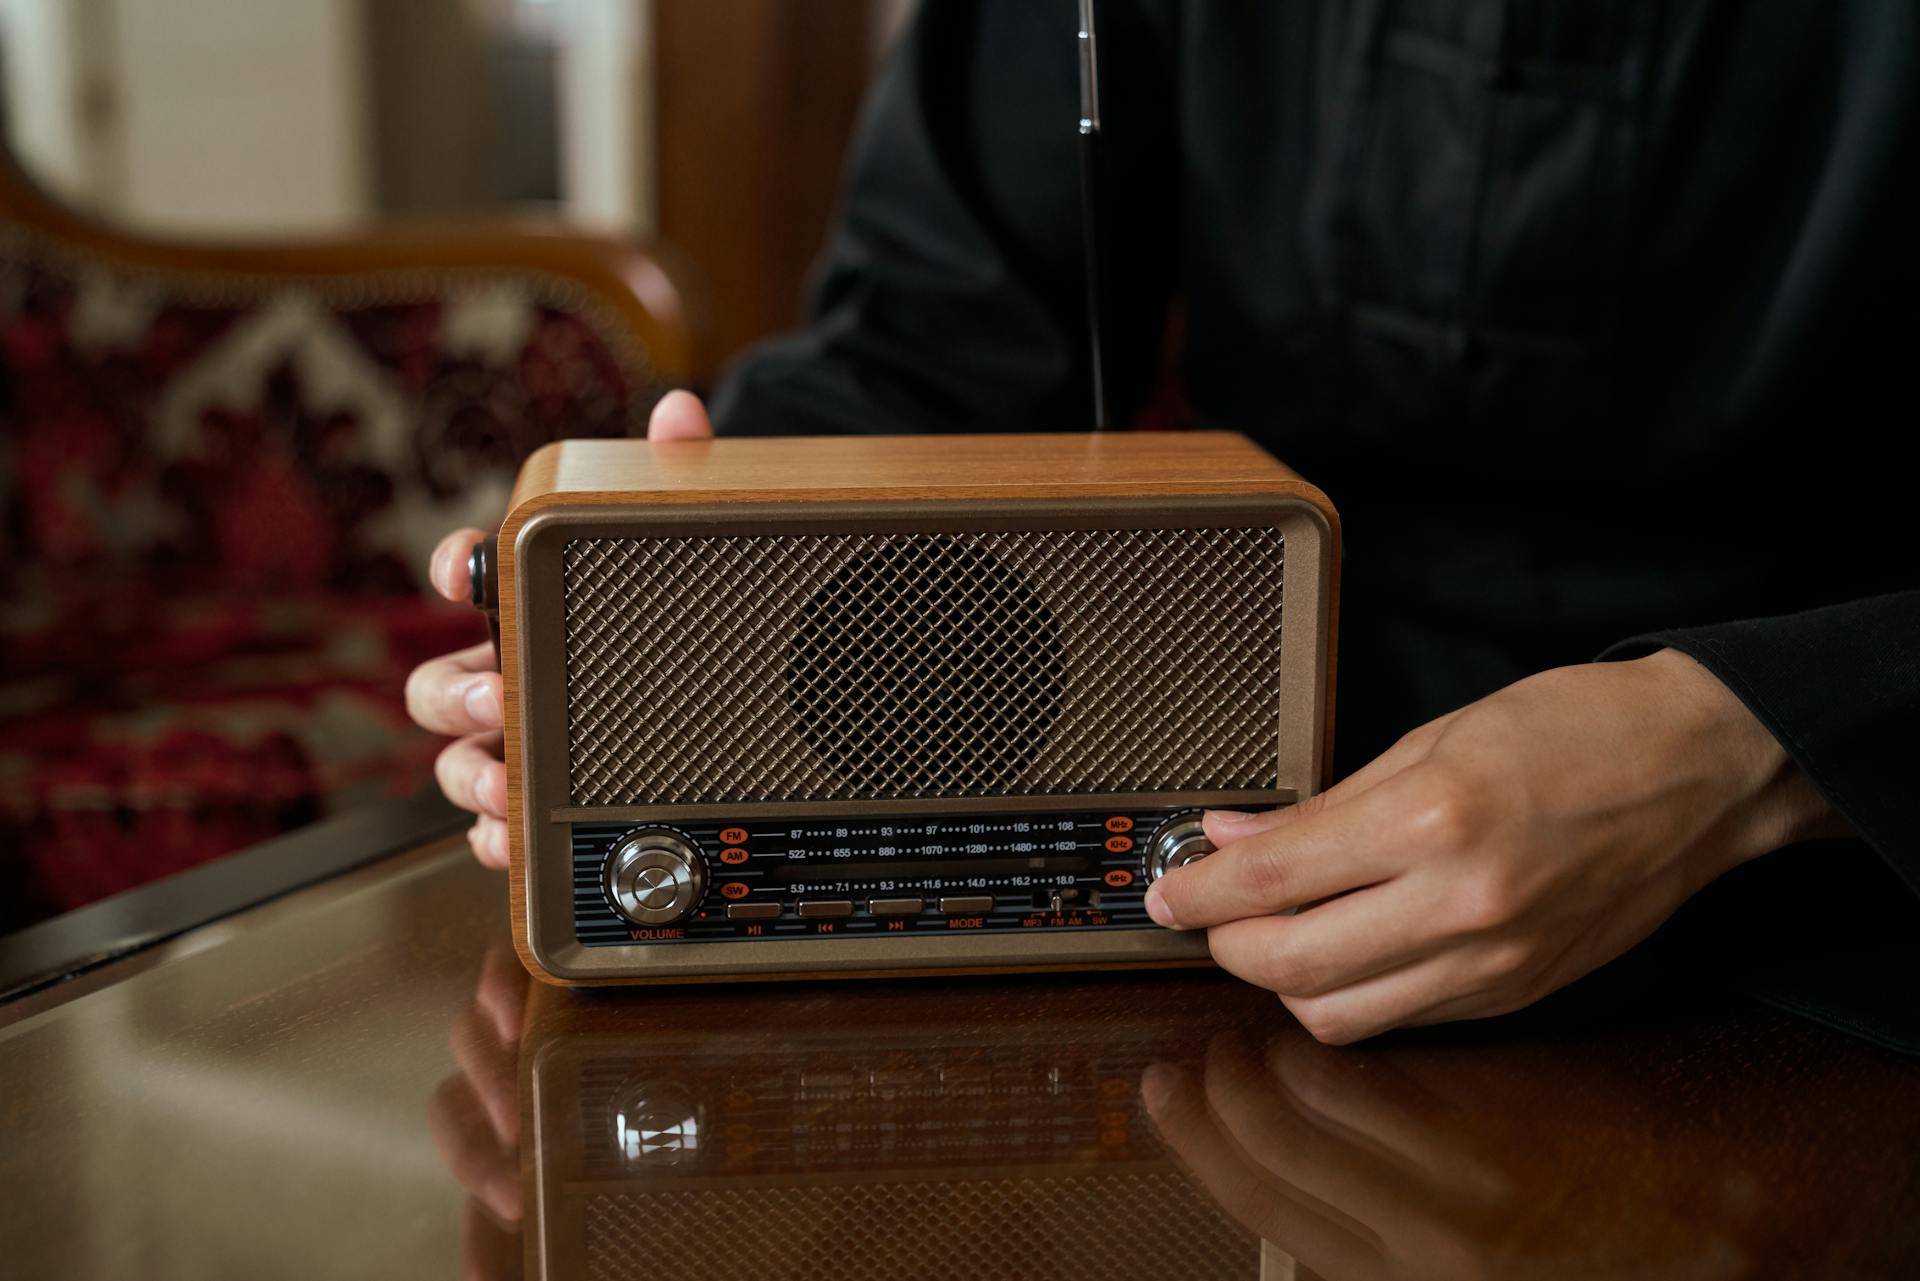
[725,903,781,921]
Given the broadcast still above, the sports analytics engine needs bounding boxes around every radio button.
[938,896,995,915]
[725,903,782,921]
[605,829,707,927]
[1145,812,1216,883]
[797,899,855,918]
[867,896,924,916]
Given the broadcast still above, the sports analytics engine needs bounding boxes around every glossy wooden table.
[2,835,1917,1280]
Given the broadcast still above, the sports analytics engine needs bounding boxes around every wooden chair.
[0,147,711,928]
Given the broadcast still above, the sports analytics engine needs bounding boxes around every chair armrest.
[1,151,713,385]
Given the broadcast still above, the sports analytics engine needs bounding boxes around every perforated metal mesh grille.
[562,527,1284,805]
[580,1173,1258,1280]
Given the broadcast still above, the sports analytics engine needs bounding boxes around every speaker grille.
[562,526,1284,806]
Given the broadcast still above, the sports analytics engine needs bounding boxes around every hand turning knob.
[606,828,707,926]
[1144,812,1214,883]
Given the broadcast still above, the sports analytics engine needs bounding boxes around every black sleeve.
[1600,591,1920,1053]
[708,0,1178,437]
[1599,589,1920,891]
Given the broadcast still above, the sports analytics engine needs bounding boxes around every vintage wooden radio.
[475,431,1338,984]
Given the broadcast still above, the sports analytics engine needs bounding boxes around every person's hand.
[1144,648,1842,1043]
[428,941,533,1280]
[405,391,714,866]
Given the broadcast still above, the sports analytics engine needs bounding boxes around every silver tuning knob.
[1144,812,1215,883]
[605,828,707,926]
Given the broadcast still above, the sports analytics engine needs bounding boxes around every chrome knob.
[605,828,706,926]
[1144,812,1214,883]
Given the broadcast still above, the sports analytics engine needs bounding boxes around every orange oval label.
[1104,816,1134,833]
[719,827,749,846]
[1103,869,1134,888]
[1104,835,1134,853]
[720,882,750,900]
[719,847,749,865]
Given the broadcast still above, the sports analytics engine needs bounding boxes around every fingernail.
[1205,809,1256,828]
[463,677,502,728]
[1144,884,1177,929]
[1140,1064,1174,1114]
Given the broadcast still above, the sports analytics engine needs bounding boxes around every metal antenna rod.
[1076,0,1110,430]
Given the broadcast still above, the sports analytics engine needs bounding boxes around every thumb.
[1200,710,1456,846]
[648,389,714,441]
[1201,792,1332,847]
[429,527,488,602]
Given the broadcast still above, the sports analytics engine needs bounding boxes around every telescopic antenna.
[1076,0,1110,430]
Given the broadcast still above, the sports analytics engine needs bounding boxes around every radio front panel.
[571,805,1246,948]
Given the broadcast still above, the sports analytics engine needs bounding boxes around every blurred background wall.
[0,0,917,369]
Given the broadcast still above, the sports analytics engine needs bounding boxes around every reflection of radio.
[522,979,1264,1279]
[488,432,1338,984]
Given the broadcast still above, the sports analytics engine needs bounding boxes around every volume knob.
[1144,812,1215,883]
[606,828,707,926]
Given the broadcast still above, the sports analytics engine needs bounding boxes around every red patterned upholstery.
[0,223,674,929]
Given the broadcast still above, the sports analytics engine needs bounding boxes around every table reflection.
[518,964,1258,1279]
[431,943,1920,1281]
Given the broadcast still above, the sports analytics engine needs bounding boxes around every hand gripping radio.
[477,431,1338,984]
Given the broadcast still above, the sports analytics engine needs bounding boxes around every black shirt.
[711,0,1920,1049]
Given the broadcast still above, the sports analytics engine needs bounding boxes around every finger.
[1282,952,1499,1046]
[1142,1061,1382,1277]
[1148,782,1410,930]
[406,643,504,735]
[1203,880,1444,997]
[1386,911,1613,1035]
[467,817,510,870]
[1201,715,1449,847]
[429,1075,522,1223]
[430,528,489,601]
[451,998,520,1146]
[647,389,714,440]
[1268,1037,1511,1207]
[436,732,508,819]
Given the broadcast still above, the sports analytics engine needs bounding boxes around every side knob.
[468,536,502,669]
[605,828,707,926]
[1144,812,1215,883]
